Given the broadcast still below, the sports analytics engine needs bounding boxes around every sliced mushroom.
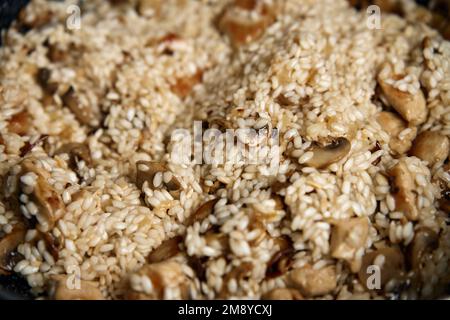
[170,70,203,98]
[126,261,188,299]
[184,198,218,226]
[376,111,417,155]
[218,15,271,47]
[55,143,92,170]
[378,77,427,125]
[62,86,102,128]
[0,223,26,275]
[265,246,295,279]
[272,235,292,251]
[19,134,49,157]
[49,275,104,300]
[410,131,449,167]
[387,159,419,221]
[41,231,60,261]
[330,217,369,272]
[303,137,351,169]
[7,110,30,136]
[21,159,65,232]
[261,288,303,300]
[36,67,58,95]
[217,1,276,47]
[247,210,269,245]
[187,256,208,282]
[289,265,337,297]
[32,177,64,231]
[358,247,405,291]
[271,180,290,193]
[136,161,182,193]
[147,236,182,263]
[407,227,438,271]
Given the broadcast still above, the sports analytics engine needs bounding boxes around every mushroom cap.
[379,77,427,125]
[410,131,449,167]
[304,137,351,169]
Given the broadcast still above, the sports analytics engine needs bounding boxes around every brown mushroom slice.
[219,15,270,47]
[126,261,188,299]
[387,160,419,221]
[410,131,449,167]
[407,227,438,271]
[135,161,182,192]
[31,175,65,232]
[218,2,275,47]
[289,265,337,297]
[36,67,58,95]
[271,180,289,193]
[170,70,203,98]
[147,236,182,263]
[330,217,369,272]
[358,247,405,291]
[49,275,104,300]
[0,223,26,275]
[246,210,270,245]
[62,86,102,128]
[55,143,92,170]
[41,231,60,261]
[376,111,417,155]
[303,137,351,169]
[272,235,292,252]
[378,77,427,125]
[261,288,303,300]
[266,246,295,279]
[187,256,208,282]
[184,198,218,226]
[8,110,30,136]
[19,134,49,157]
[21,160,65,232]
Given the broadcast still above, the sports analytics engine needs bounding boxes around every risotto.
[0,0,449,300]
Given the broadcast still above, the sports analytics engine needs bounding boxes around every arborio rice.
[0,0,449,300]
